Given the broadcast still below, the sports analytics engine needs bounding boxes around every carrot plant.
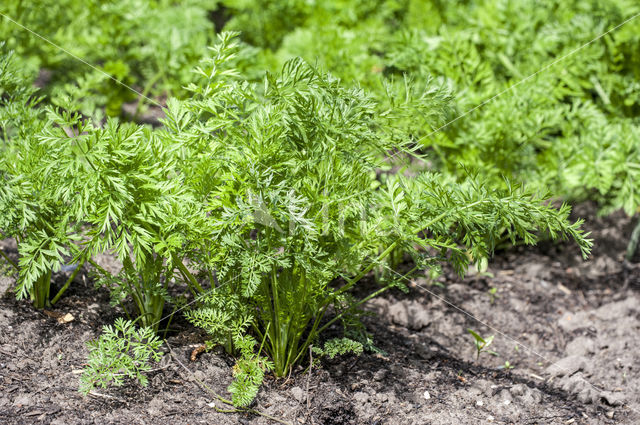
[3,25,594,409]
[1,0,216,117]
[2,45,210,319]
[217,0,640,260]
[0,48,83,308]
[80,317,163,394]
[38,106,210,330]
[168,34,591,406]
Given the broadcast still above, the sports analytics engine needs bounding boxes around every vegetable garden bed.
[1,1,640,424]
[0,204,637,424]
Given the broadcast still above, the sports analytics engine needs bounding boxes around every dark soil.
[0,203,638,425]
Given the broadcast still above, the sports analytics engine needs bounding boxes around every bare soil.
[0,202,638,424]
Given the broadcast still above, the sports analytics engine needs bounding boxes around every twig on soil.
[280,364,294,388]
[165,341,292,425]
[88,390,126,403]
[0,347,18,358]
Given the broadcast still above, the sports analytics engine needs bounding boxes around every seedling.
[488,287,499,304]
[468,329,499,360]
[80,318,163,394]
[498,360,514,370]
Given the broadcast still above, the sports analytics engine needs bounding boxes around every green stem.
[269,268,285,375]
[32,269,52,309]
[118,300,132,321]
[51,261,83,305]
[134,70,164,118]
[626,216,640,261]
[87,258,109,276]
[162,304,178,340]
[292,266,418,368]
[174,257,205,294]
[0,248,18,271]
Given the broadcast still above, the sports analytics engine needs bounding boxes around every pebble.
[546,355,587,377]
[353,392,369,404]
[476,399,484,407]
[373,369,388,381]
[565,337,595,356]
[600,391,625,407]
[290,386,305,403]
[12,394,31,407]
[388,300,431,330]
[423,391,430,400]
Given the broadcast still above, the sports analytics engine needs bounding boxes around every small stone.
[353,392,369,404]
[487,416,495,422]
[600,391,625,407]
[565,337,595,356]
[290,386,305,403]
[499,389,512,402]
[558,311,592,332]
[577,388,594,404]
[606,411,614,419]
[373,369,388,381]
[423,391,430,400]
[546,356,587,377]
[12,394,31,407]
[375,393,389,403]
[476,399,484,407]
[388,300,431,330]
[146,397,164,415]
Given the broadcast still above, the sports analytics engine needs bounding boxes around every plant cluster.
[0,29,593,407]
[1,0,217,118]
[214,0,640,257]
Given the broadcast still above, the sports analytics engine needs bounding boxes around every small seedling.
[488,287,499,304]
[467,329,498,360]
[498,360,514,370]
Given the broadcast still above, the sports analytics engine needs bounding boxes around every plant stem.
[174,257,205,294]
[0,248,19,271]
[51,261,83,305]
[134,70,164,118]
[32,269,52,309]
[87,258,109,276]
[162,305,178,339]
[626,215,640,261]
[293,266,419,368]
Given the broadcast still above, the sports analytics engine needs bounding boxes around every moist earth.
[0,202,638,424]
